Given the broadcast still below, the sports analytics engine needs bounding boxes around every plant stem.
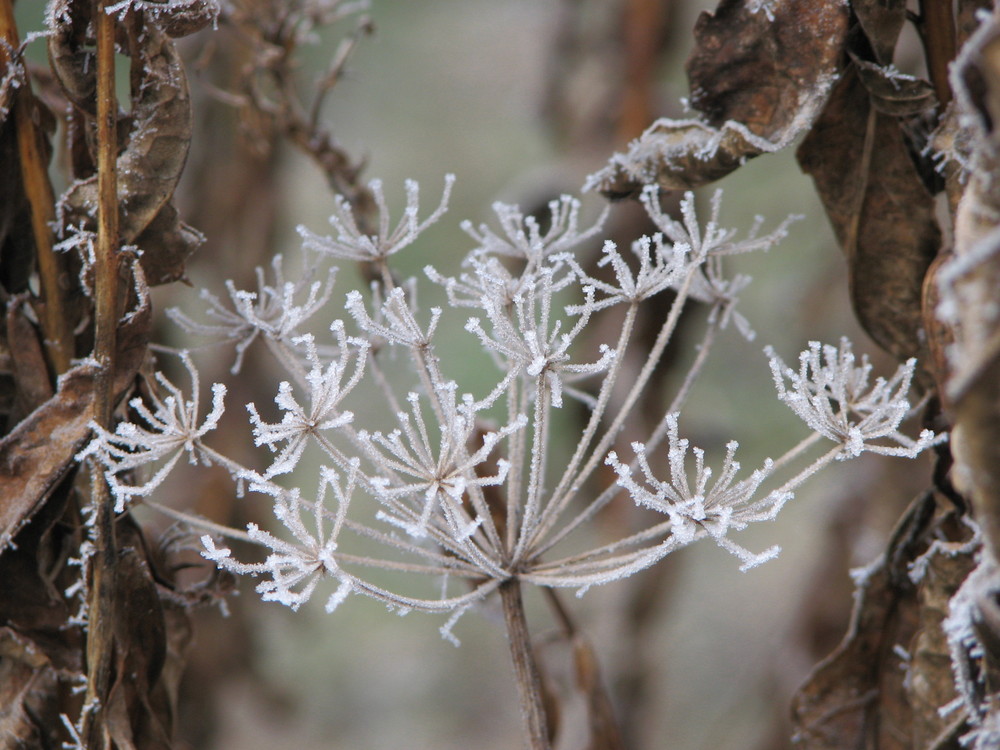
[0,1,73,374]
[499,579,551,750]
[918,0,956,108]
[82,2,120,747]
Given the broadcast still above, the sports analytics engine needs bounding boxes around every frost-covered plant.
[82,176,939,749]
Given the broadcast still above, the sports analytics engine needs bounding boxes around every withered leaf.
[791,494,930,749]
[5,296,55,425]
[0,276,150,551]
[933,14,1000,561]
[908,531,977,748]
[851,56,937,117]
[797,67,941,370]
[134,201,204,286]
[51,8,197,256]
[852,0,907,65]
[105,545,173,750]
[0,473,83,673]
[588,0,848,197]
[0,627,62,748]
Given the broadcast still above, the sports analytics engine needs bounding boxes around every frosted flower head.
[641,187,800,264]
[78,353,226,511]
[687,257,756,340]
[359,383,525,542]
[766,338,942,458]
[561,235,688,312]
[606,413,788,571]
[299,174,454,264]
[346,286,441,349]
[465,266,614,407]
[248,327,369,478]
[168,253,336,374]
[461,194,607,263]
[202,466,357,613]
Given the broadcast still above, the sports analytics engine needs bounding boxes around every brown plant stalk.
[82,0,121,745]
[501,579,552,750]
[0,0,73,374]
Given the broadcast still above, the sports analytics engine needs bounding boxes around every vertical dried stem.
[0,0,73,373]
[82,1,120,746]
[500,579,551,750]
[918,0,957,107]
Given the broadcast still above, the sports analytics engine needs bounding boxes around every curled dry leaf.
[105,542,175,750]
[797,66,941,372]
[850,55,937,117]
[908,526,977,748]
[588,0,848,197]
[5,296,54,424]
[0,627,62,748]
[49,2,202,284]
[0,272,150,550]
[791,494,974,749]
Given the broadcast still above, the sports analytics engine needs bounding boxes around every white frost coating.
[168,253,337,374]
[584,71,840,193]
[606,413,789,571]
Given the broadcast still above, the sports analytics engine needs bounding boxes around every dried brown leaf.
[797,67,941,369]
[105,545,173,750]
[0,475,84,673]
[851,0,906,65]
[0,627,62,748]
[908,529,977,748]
[5,297,54,423]
[851,56,938,116]
[0,276,150,550]
[50,5,200,284]
[941,12,1000,560]
[588,0,848,197]
[791,494,931,749]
